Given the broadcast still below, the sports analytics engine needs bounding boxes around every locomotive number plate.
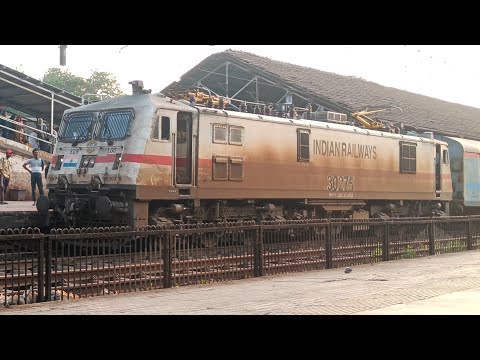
[327,175,354,192]
[103,175,118,182]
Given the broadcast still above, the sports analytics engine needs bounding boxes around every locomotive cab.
[38,82,199,228]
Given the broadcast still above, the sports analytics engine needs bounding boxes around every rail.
[1,216,479,306]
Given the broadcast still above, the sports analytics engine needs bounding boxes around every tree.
[84,71,124,99]
[42,68,124,99]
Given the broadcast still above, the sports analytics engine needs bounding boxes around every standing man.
[52,125,59,152]
[0,149,13,205]
[28,126,40,149]
[23,148,44,206]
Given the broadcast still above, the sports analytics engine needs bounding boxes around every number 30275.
[327,176,354,192]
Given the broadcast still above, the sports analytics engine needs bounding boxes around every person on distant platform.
[6,115,16,141]
[52,126,59,151]
[14,115,26,144]
[0,107,7,138]
[28,126,40,149]
[0,149,13,205]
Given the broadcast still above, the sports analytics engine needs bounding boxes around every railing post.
[428,219,435,255]
[254,226,264,277]
[162,231,173,288]
[44,237,52,301]
[325,223,332,269]
[467,217,473,251]
[37,237,45,302]
[382,221,390,262]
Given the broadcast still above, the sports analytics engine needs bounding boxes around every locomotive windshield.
[59,112,96,143]
[97,110,133,141]
[59,109,134,143]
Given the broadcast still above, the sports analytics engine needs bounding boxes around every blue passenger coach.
[435,135,480,213]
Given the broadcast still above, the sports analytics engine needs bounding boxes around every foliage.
[401,245,417,259]
[435,239,467,253]
[42,68,124,99]
[370,245,383,260]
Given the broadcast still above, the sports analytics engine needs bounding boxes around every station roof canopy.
[0,63,83,122]
[163,49,480,141]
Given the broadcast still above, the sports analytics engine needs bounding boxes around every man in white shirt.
[23,148,45,205]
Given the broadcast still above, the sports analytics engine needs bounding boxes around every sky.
[1,45,480,108]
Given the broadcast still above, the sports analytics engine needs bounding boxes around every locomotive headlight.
[80,156,96,168]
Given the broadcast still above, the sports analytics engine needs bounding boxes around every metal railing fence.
[1,216,479,306]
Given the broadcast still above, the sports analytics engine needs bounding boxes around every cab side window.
[153,116,170,141]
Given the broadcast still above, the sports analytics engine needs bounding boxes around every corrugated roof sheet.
[167,49,480,140]
[0,63,83,122]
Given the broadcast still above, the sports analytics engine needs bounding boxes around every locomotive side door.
[174,111,195,186]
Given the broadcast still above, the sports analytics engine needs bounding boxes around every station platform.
[2,249,480,315]
[0,201,43,229]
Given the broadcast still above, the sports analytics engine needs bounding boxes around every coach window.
[400,142,417,174]
[297,129,310,161]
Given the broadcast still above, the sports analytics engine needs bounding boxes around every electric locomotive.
[37,81,454,228]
